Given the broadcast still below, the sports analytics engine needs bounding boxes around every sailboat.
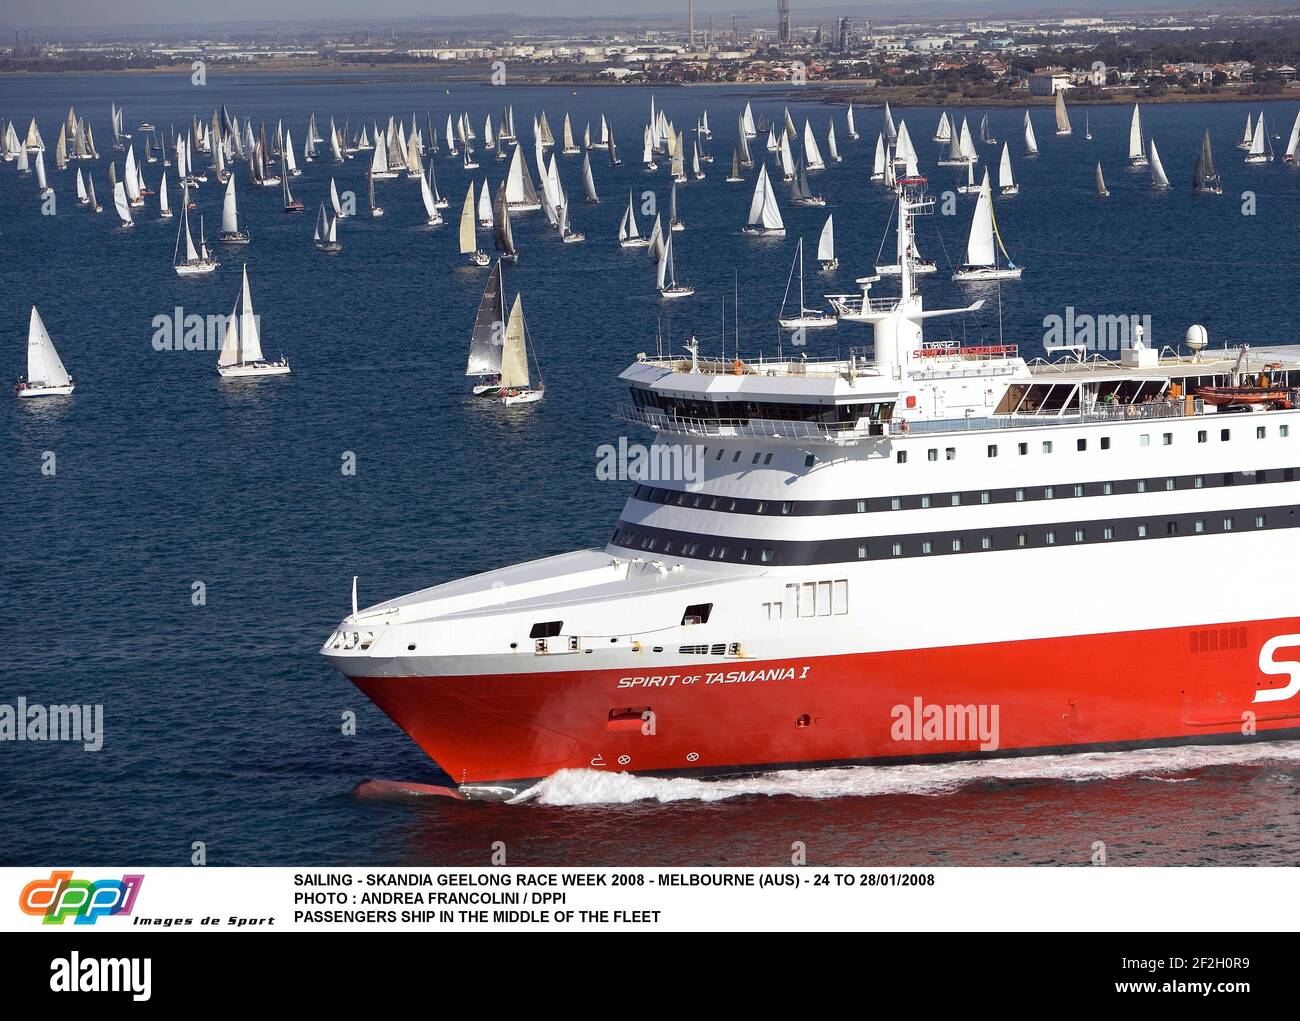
[417,164,443,226]
[1084,112,1092,141]
[998,142,1018,195]
[788,152,825,207]
[493,183,519,262]
[657,233,694,299]
[1023,111,1039,157]
[871,134,885,181]
[726,150,744,183]
[460,183,490,266]
[496,296,543,404]
[618,190,650,248]
[803,121,825,171]
[1284,110,1300,164]
[1095,162,1110,197]
[1149,137,1170,189]
[875,196,936,277]
[478,179,494,226]
[1055,90,1072,136]
[173,195,219,275]
[933,111,952,143]
[219,175,249,243]
[368,169,383,217]
[14,307,75,398]
[314,203,342,253]
[778,238,836,329]
[952,170,1022,281]
[557,187,584,244]
[669,183,684,232]
[504,145,541,212]
[1239,112,1254,150]
[217,266,290,378]
[1193,130,1222,195]
[112,178,133,227]
[561,113,580,155]
[159,170,173,218]
[282,169,304,212]
[980,114,996,145]
[743,165,785,236]
[846,104,858,140]
[86,174,102,213]
[1245,112,1272,164]
[827,122,841,163]
[607,124,622,167]
[816,214,837,271]
[581,152,599,204]
[1128,105,1149,167]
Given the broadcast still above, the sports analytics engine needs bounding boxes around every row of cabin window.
[896,424,1290,463]
[704,447,775,466]
[612,527,778,563]
[852,514,1269,559]
[763,580,849,620]
[638,469,1294,517]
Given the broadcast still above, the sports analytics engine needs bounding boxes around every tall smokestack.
[688,0,695,50]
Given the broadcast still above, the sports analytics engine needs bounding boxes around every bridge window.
[681,603,712,625]
[529,621,564,639]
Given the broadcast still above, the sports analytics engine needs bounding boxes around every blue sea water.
[2,70,1300,865]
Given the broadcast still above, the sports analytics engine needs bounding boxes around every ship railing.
[898,399,1209,434]
[632,352,873,379]
[615,404,883,443]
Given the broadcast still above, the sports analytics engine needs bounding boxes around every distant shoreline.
[2,63,1298,111]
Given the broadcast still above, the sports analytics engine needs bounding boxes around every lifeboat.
[1195,385,1294,409]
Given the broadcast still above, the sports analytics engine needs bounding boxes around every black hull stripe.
[631,464,1300,518]
[611,502,1299,566]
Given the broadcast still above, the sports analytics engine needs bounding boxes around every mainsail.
[466,261,504,376]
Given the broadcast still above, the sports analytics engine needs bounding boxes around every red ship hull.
[349,617,1300,792]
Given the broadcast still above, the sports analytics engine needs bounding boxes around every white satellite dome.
[1186,324,1208,360]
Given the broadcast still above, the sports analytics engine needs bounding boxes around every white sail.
[827,123,839,162]
[958,118,976,160]
[27,306,71,387]
[76,167,87,201]
[895,120,915,164]
[1249,114,1266,156]
[846,104,857,138]
[742,102,756,137]
[998,143,1014,190]
[478,179,493,225]
[182,202,199,262]
[1128,105,1144,161]
[934,111,951,141]
[222,174,239,233]
[498,294,529,389]
[1055,90,1072,135]
[113,180,132,224]
[1023,111,1038,155]
[284,130,297,173]
[1149,138,1169,187]
[330,177,342,217]
[964,171,996,268]
[779,132,795,179]
[747,165,783,230]
[1286,111,1300,160]
[159,171,170,213]
[872,134,885,178]
[459,184,477,254]
[803,120,824,170]
[237,266,264,363]
[817,214,834,263]
[582,152,598,202]
[420,168,438,219]
[1242,113,1254,146]
[621,191,640,240]
[124,146,141,201]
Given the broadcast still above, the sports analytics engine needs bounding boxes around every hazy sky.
[8,0,762,31]
[0,0,1247,32]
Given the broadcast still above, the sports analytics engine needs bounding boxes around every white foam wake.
[510,741,1300,806]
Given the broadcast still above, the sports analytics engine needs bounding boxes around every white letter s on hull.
[1255,634,1300,703]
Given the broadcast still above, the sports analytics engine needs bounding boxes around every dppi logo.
[1256,635,1300,703]
[19,870,144,925]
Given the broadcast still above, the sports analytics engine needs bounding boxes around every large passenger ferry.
[322,190,1300,800]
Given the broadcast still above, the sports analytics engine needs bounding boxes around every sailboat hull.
[16,383,75,398]
[217,362,291,378]
[741,227,785,237]
[174,262,219,276]
[953,266,1023,281]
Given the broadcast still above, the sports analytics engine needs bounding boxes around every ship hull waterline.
[343,615,1300,800]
